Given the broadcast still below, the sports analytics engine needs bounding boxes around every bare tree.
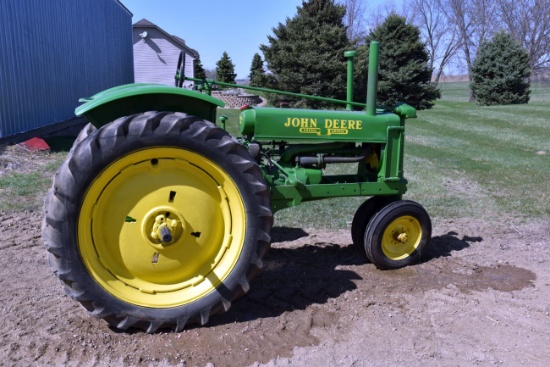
[204,68,216,80]
[497,0,550,73]
[409,0,460,85]
[443,0,498,101]
[339,0,369,43]
[368,1,410,29]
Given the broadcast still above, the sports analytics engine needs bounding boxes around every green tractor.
[42,42,431,333]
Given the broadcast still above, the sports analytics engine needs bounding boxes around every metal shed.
[0,0,134,140]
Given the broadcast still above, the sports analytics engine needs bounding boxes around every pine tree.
[470,32,531,106]
[260,0,351,108]
[216,52,237,85]
[357,14,440,110]
[249,53,266,87]
[194,57,206,80]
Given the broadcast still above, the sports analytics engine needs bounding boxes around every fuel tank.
[239,106,403,143]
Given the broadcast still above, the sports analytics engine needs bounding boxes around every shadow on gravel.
[210,240,362,326]
[208,230,486,328]
[270,226,310,243]
[422,231,482,263]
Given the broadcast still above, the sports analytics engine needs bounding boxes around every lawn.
[405,101,549,220]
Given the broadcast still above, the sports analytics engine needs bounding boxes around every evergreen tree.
[470,32,531,106]
[357,14,440,110]
[249,53,266,87]
[216,52,237,85]
[260,0,351,108]
[194,57,206,80]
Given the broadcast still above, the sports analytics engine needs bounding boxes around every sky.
[120,0,389,80]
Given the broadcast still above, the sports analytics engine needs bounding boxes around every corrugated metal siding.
[133,28,194,87]
[0,0,133,138]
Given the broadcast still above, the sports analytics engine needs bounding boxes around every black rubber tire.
[73,122,97,147]
[42,112,273,332]
[351,196,394,259]
[364,200,431,270]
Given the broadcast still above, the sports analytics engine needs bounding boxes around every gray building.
[0,0,134,140]
[133,19,198,87]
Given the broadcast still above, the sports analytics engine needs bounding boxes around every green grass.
[217,108,242,136]
[0,151,67,212]
[0,172,49,196]
[439,82,471,102]
[405,101,550,222]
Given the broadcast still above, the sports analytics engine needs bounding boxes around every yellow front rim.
[78,148,246,308]
[381,215,422,261]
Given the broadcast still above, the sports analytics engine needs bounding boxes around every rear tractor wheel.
[42,112,273,332]
[363,200,431,270]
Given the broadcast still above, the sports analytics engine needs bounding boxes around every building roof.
[133,18,199,58]
[115,0,132,16]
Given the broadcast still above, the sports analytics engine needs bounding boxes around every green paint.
[366,41,379,116]
[344,50,357,111]
[75,83,224,127]
[239,107,400,142]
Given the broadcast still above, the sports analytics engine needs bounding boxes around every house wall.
[0,0,134,139]
[133,28,194,87]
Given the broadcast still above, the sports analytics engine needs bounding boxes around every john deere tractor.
[42,42,431,333]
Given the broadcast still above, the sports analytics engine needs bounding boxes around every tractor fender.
[75,83,225,127]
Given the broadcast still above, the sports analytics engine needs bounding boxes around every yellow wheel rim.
[381,215,422,261]
[78,147,246,308]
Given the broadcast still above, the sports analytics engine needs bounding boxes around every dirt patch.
[0,144,53,176]
[1,208,549,366]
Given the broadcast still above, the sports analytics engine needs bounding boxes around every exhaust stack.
[366,41,379,116]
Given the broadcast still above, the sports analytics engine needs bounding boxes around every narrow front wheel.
[351,196,394,260]
[364,200,431,269]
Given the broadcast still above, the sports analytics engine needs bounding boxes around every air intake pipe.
[366,41,379,116]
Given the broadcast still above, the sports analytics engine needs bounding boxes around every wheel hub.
[396,232,408,243]
[142,208,186,248]
[149,213,181,245]
[382,216,422,260]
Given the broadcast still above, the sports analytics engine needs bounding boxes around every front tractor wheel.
[351,196,394,260]
[364,200,431,270]
[42,112,273,332]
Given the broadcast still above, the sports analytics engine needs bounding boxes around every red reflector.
[240,104,251,111]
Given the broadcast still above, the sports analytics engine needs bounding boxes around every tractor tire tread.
[42,111,273,332]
